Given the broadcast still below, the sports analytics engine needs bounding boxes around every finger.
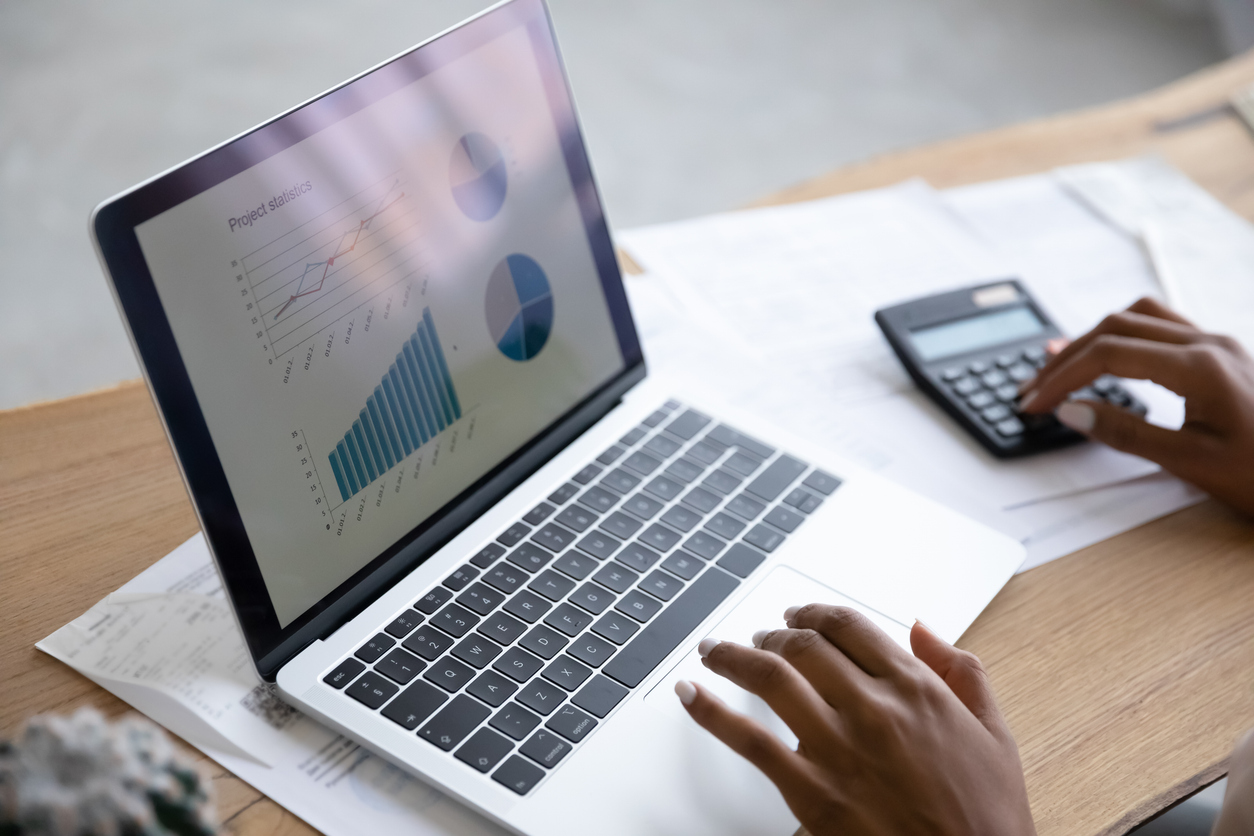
[1126,295,1196,327]
[1054,398,1214,476]
[1020,335,1200,413]
[753,626,868,706]
[675,680,817,792]
[699,639,839,743]
[910,622,1009,740]
[786,605,912,678]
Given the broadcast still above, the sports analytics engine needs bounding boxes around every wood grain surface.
[6,49,1254,836]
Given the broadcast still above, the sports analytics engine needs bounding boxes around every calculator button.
[940,366,965,382]
[968,360,991,375]
[966,391,995,410]
[995,353,1018,368]
[980,404,1012,424]
[952,377,981,396]
[1093,377,1117,395]
[1007,363,1035,383]
[995,384,1020,403]
[995,417,1026,437]
[1023,345,1047,364]
[980,369,1008,388]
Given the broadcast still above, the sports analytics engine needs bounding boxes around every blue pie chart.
[450,133,507,221]
[486,254,553,362]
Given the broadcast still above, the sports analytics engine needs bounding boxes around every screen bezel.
[90,0,644,680]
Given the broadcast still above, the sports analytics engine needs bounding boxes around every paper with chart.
[38,533,508,836]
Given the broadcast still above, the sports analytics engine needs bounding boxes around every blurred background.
[0,0,1240,830]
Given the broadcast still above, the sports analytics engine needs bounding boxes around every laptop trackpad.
[643,565,913,742]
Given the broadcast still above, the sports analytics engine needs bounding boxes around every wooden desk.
[6,53,1254,836]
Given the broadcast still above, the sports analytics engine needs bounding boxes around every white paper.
[38,534,506,836]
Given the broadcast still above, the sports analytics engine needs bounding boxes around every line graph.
[241,173,424,359]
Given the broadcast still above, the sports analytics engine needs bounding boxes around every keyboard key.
[504,590,552,623]
[376,648,426,684]
[456,582,505,616]
[577,486,619,514]
[745,456,808,502]
[685,440,723,465]
[493,646,545,682]
[722,451,763,477]
[533,523,576,552]
[354,634,395,664]
[764,506,804,533]
[423,656,476,692]
[520,729,571,768]
[643,476,685,501]
[718,543,767,578]
[593,562,639,593]
[576,530,621,560]
[418,695,491,751]
[548,482,579,504]
[414,587,452,614]
[323,658,365,689]
[616,542,662,573]
[621,492,664,519]
[641,410,668,428]
[508,542,554,573]
[660,504,701,533]
[432,603,479,637]
[544,603,594,637]
[568,633,616,668]
[704,424,774,459]
[518,678,567,716]
[600,468,642,494]
[615,590,663,622]
[743,524,785,553]
[569,582,616,615]
[497,522,532,547]
[572,464,602,485]
[660,457,710,482]
[782,488,822,514]
[403,626,454,660]
[592,611,640,645]
[726,492,767,520]
[619,427,647,446]
[456,727,514,773]
[346,671,399,709]
[529,570,576,601]
[573,676,630,718]
[705,512,745,540]
[701,469,741,495]
[597,445,626,465]
[665,409,712,440]
[490,702,542,741]
[644,434,681,458]
[466,670,518,707]
[661,551,702,580]
[604,569,740,688]
[684,531,727,560]
[640,570,684,601]
[681,487,722,514]
[546,704,598,743]
[557,505,598,532]
[542,655,593,691]
[442,565,479,592]
[553,550,597,581]
[451,634,504,669]
[384,609,424,639]
[522,502,556,526]
[493,756,545,795]
[622,450,662,476]
[802,469,842,495]
[382,680,447,730]
[470,542,507,569]
[640,524,681,552]
[484,562,528,595]
[600,511,642,539]
[520,625,568,660]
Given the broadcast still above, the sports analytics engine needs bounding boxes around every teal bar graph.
[328,307,462,503]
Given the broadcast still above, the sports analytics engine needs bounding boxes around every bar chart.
[326,307,463,503]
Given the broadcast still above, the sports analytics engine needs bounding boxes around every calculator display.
[908,306,1045,362]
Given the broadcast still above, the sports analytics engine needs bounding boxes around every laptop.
[90,1,1024,833]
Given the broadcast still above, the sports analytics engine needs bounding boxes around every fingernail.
[697,638,720,658]
[1056,401,1095,433]
[675,680,697,706]
[783,605,800,622]
[1018,389,1038,410]
[751,629,770,648]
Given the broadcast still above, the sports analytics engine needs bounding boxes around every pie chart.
[450,133,507,221]
[485,254,553,362]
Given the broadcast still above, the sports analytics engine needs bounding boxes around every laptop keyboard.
[319,400,842,796]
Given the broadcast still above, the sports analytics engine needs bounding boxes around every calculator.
[874,280,1146,458]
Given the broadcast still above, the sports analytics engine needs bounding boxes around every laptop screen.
[94,0,642,673]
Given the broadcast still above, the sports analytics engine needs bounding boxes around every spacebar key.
[603,569,740,688]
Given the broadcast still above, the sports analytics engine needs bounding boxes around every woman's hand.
[676,606,1035,836]
[1019,296,1254,514]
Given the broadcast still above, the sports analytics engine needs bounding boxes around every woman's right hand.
[1019,297,1254,515]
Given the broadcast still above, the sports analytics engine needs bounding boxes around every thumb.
[910,622,1009,739]
[1055,400,1190,469]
